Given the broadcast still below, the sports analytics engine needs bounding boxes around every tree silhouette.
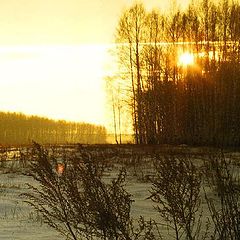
[112,0,240,147]
[0,112,107,145]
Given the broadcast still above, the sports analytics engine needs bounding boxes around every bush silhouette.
[24,143,135,240]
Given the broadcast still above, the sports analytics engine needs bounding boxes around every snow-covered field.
[0,146,240,239]
[0,157,158,239]
[0,171,63,240]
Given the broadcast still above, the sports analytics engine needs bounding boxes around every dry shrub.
[24,142,134,240]
[149,155,206,240]
[24,143,159,240]
[204,152,240,240]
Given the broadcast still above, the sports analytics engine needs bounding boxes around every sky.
[0,0,189,127]
[0,0,190,45]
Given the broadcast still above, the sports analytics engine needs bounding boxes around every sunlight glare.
[0,44,110,125]
[178,52,194,66]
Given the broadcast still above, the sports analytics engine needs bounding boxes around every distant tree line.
[0,112,107,145]
[110,0,240,147]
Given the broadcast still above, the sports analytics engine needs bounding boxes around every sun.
[178,52,194,66]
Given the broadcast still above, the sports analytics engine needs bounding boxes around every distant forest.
[109,0,240,147]
[0,112,107,145]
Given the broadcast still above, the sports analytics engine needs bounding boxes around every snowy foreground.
[0,145,240,239]
[0,169,64,240]
[0,152,157,239]
[0,172,157,239]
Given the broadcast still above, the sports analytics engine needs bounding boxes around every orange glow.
[56,163,65,175]
[178,52,194,66]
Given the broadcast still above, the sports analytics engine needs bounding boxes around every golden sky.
[0,0,190,45]
[0,0,190,127]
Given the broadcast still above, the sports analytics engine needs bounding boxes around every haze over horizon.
[0,0,190,128]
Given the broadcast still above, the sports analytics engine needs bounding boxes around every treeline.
[0,112,107,145]
[111,0,240,147]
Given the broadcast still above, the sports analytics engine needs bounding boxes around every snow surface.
[0,164,158,239]
[1,149,240,239]
[0,172,63,239]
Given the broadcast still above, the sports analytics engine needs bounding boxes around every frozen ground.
[0,163,158,239]
[0,172,63,240]
[0,146,240,239]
